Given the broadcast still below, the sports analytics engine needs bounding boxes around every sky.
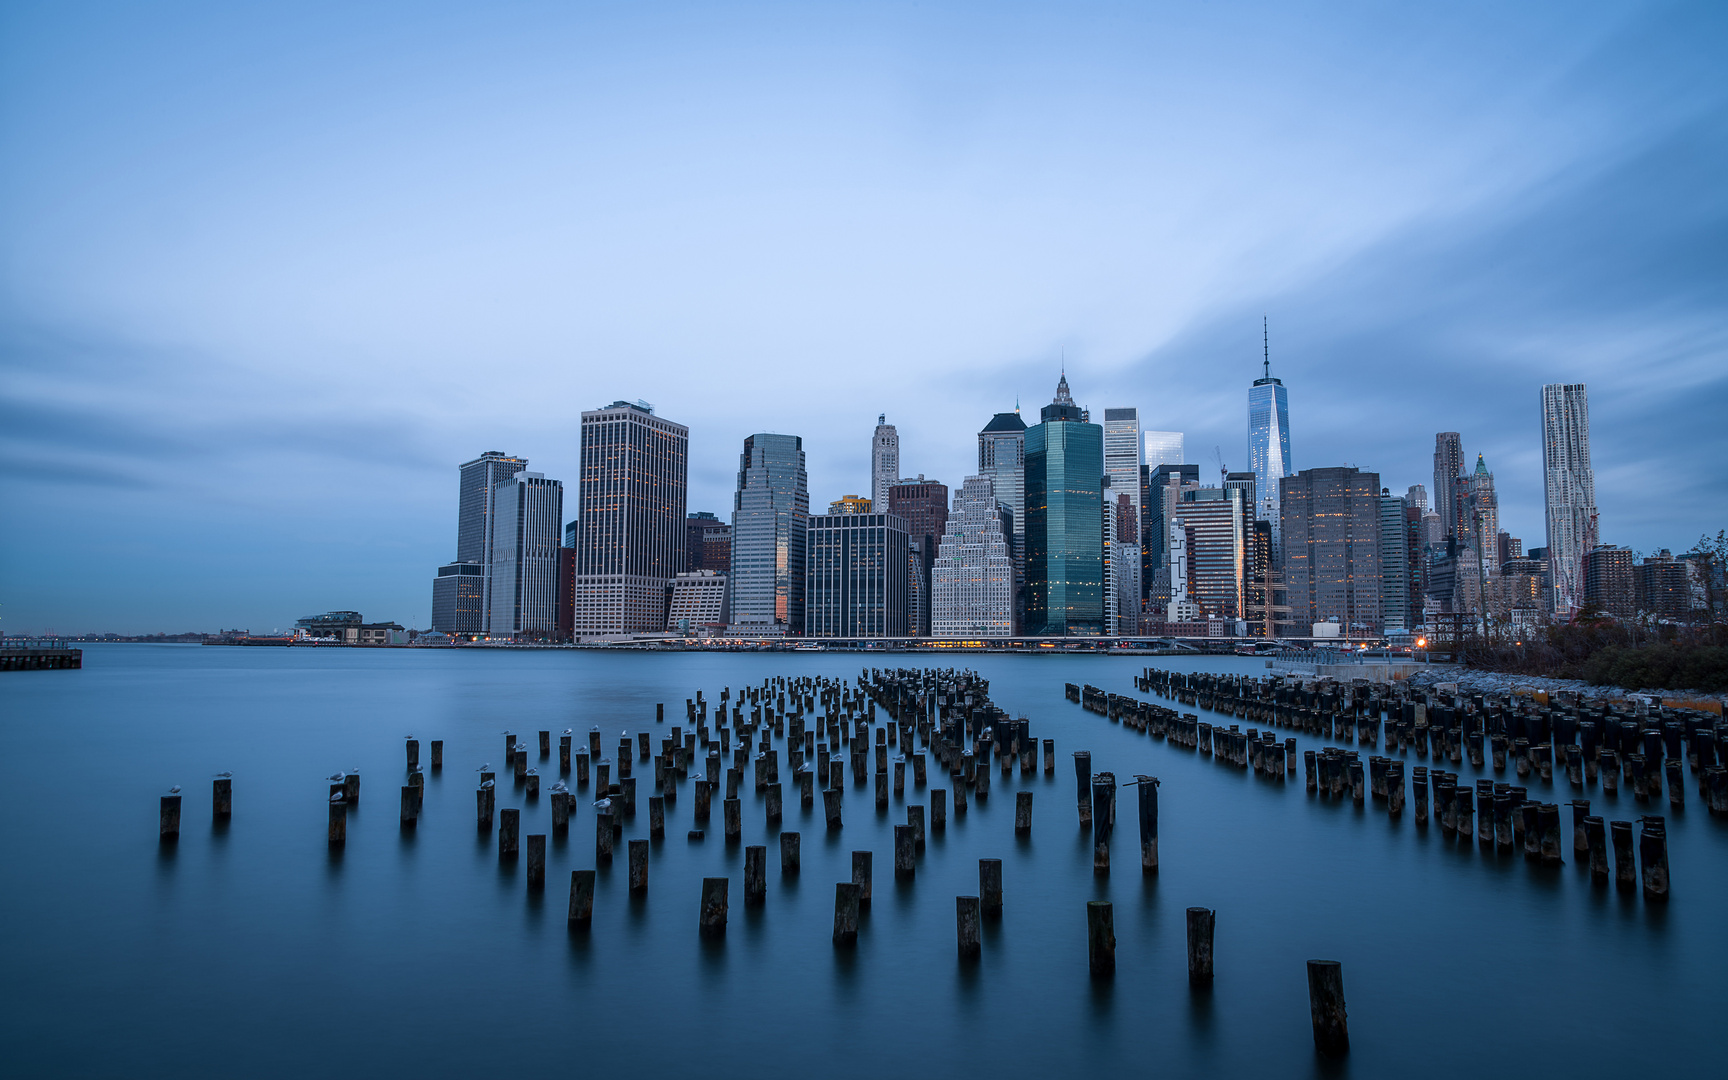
[2,0,1724,634]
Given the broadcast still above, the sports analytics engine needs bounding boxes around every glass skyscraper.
[805,511,909,638]
[1025,374,1104,636]
[489,472,565,638]
[729,433,810,634]
[432,449,527,635]
[1247,327,1291,545]
[978,410,1027,628]
[1142,430,1184,469]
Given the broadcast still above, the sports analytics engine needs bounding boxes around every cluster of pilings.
[1115,668,1685,901]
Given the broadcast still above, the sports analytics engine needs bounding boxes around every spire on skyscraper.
[1054,371,1073,405]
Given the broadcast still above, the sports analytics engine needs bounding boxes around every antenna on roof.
[1262,316,1270,380]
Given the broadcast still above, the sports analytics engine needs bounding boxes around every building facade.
[1025,374,1104,636]
[730,433,810,634]
[1247,330,1291,545]
[1634,551,1690,620]
[1171,487,1246,621]
[978,411,1027,627]
[489,472,565,638]
[1280,466,1384,637]
[871,414,899,509]
[1542,383,1598,616]
[1584,544,1635,618]
[571,402,689,637]
[1142,430,1184,469]
[888,477,949,636]
[931,475,1015,637]
[805,511,909,638]
[685,511,732,573]
[828,495,872,515]
[1378,490,1409,632]
[432,450,528,634]
[666,570,729,631]
[1433,433,1465,542]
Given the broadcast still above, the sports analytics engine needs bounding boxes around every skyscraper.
[888,477,949,636]
[489,472,565,638]
[1281,466,1384,637]
[805,510,909,638]
[1541,383,1597,615]
[1171,486,1246,621]
[432,450,528,635]
[978,410,1027,628]
[1103,408,1144,535]
[730,433,810,634]
[1143,463,1200,578]
[1459,454,1500,576]
[1247,321,1291,543]
[1433,433,1465,541]
[571,401,689,638]
[1142,430,1184,469]
[931,475,1015,637]
[871,414,899,509]
[1104,491,1141,635]
[1379,489,1410,632]
[685,511,731,573]
[1025,373,1104,636]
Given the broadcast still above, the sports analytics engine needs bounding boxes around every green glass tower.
[1024,373,1104,635]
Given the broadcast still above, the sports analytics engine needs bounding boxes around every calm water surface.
[2,645,1721,1078]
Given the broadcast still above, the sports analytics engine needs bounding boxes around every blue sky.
[2,1,1723,633]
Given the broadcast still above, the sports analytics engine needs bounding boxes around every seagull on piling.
[480,779,495,790]
[168,785,181,794]
[330,791,345,803]
[327,772,344,782]
[551,780,568,793]
[477,764,491,772]
[213,771,231,779]
[563,728,573,736]
[526,767,538,776]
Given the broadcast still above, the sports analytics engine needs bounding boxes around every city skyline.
[2,2,1723,632]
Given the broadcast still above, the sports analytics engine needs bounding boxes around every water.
[2,645,1721,1078]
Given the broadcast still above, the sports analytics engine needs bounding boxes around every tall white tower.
[1541,383,1597,615]
[871,414,899,509]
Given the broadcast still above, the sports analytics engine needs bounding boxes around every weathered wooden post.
[647,794,665,839]
[1306,960,1349,1056]
[908,804,926,848]
[429,740,443,769]
[1015,790,1033,834]
[567,869,596,925]
[1639,817,1668,901]
[1044,738,1056,774]
[1074,751,1093,827]
[979,858,1003,917]
[931,788,947,831]
[823,787,843,831]
[344,771,361,804]
[780,831,801,873]
[1569,800,1590,857]
[852,850,873,907]
[893,824,917,879]
[1092,772,1116,875]
[328,796,347,845]
[400,784,418,828]
[1186,906,1215,984]
[525,834,546,888]
[1135,775,1159,873]
[1304,749,1317,792]
[1087,901,1115,978]
[539,730,551,758]
[208,776,232,820]
[1537,803,1563,864]
[832,882,861,945]
[724,797,742,841]
[559,734,572,773]
[1610,820,1636,891]
[744,845,767,904]
[1584,815,1608,882]
[956,896,982,959]
[476,781,496,830]
[700,878,729,937]
[159,792,182,840]
[499,808,520,859]
[596,810,614,861]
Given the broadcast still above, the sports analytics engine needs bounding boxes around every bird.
[480,779,495,790]
[327,772,344,782]
[526,767,538,776]
[689,772,703,781]
[593,797,612,810]
[405,734,414,740]
[562,728,573,735]
[213,771,231,779]
[168,785,181,794]
[329,792,345,803]
[550,780,568,793]
[477,764,491,772]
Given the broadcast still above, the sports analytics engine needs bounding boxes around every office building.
[1281,466,1384,637]
[1104,491,1141,636]
[1247,323,1292,543]
[571,401,689,637]
[1143,430,1184,469]
[686,512,732,573]
[1584,544,1634,618]
[1406,484,1428,513]
[1025,373,1104,635]
[1171,486,1247,621]
[1457,454,1500,574]
[431,450,528,635]
[666,571,729,631]
[828,495,872,515]
[1103,408,1144,541]
[1144,463,1200,586]
[489,472,565,638]
[1243,520,1287,637]
[805,511,909,638]
[889,477,950,636]
[871,414,899,509]
[1165,521,1200,623]
[1542,383,1598,615]
[1433,433,1465,541]
[730,433,810,634]
[1379,489,1409,632]
[979,411,1027,625]
[931,475,1016,638]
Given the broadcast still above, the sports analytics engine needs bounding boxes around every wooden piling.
[781,831,800,873]
[1015,790,1033,834]
[160,794,182,840]
[956,895,982,958]
[908,804,926,848]
[1610,820,1635,891]
[1186,907,1215,984]
[343,771,360,804]
[979,858,1002,917]
[430,740,443,769]
[932,788,947,831]
[1135,775,1159,874]
[499,807,520,859]
[568,869,596,924]
[1584,815,1608,882]
[744,845,767,904]
[328,798,346,845]
[832,882,861,945]
[1537,803,1563,864]
[211,777,232,820]
[1306,960,1349,1056]
[476,783,495,830]
[1086,901,1115,978]
[525,834,546,888]
[823,787,843,831]
[724,797,742,841]
[1639,817,1668,901]
[700,877,729,937]
[596,810,614,861]
[1074,751,1093,827]
[400,784,418,828]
